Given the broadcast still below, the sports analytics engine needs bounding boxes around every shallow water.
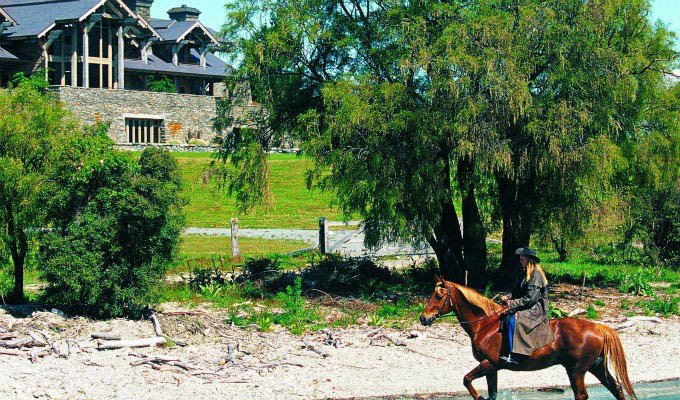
[438,380,680,400]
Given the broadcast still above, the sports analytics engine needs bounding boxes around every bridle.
[433,283,508,326]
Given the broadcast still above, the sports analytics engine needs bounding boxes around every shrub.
[637,297,680,317]
[586,304,599,319]
[39,145,185,319]
[616,269,655,297]
[188,267,227,291]
[272,277,325,335]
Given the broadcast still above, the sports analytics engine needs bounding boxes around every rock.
[648,328,661,336]
[569,308,587,317]
[407,331,420,339]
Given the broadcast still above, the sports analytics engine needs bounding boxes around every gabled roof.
[0,5,16,25]
[126,49,229,78]
[0,0,159,39]
[149,18,220,45]
[0,45,19,61]
[0,0,101,38]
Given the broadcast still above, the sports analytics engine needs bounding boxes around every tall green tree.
[217,0,678,286]
[0,74,74,301]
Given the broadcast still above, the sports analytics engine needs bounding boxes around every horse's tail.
[596,324,637,400]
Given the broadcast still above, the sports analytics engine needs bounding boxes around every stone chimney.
[124,0,154,21]
[167,4,201,22]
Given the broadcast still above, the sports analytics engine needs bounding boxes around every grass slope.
[174,152,346,229]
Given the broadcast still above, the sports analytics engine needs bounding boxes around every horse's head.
[419,276,454,326]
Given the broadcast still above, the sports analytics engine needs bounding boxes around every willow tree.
[216,0,678,286]
[0,74,73,301]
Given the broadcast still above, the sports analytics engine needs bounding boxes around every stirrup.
[500,355,519,365]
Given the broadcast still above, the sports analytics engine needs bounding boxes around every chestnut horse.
[419,278,637,400]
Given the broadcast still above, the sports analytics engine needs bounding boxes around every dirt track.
[1,306,678,400]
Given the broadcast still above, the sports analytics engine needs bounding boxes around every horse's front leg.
[463,360,496,400]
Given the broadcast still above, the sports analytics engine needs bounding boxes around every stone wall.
[49,86,245,144]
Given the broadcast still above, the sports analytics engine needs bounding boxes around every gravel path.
[1,308,678,400]
[184,227,433,257]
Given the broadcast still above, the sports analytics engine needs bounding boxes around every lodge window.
[126,118,163,144]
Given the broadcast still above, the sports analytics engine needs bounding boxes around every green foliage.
[548,304,567,319]
[38,146,186,319]
[217,0,680,283]
[0,72,75,301]
[637,297,680,316]
[145,75,176,93]
[616,270,655,297]
[272,277,325,335]
[594,300,606,307]
[586,304,599,320]
[188,267,227,291]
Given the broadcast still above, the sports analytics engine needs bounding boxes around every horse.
[419,277,637,400]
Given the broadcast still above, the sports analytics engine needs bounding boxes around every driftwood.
[604,316,663,331]
[302,340,329,358]
[0,349,23,356]
[0,338,46,349]
[0,333,16,340]
[92,333,121,341]
[150,314,188,347]
[98,337,166,350]
[253,361,305,370]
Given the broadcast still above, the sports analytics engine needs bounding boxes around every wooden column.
[82,25,89,88]
[60,33,66,85]
[42,42,48,82]
[319,217,329,254]
[71,24,78,87]
[231,218,241,259]
[99,21,103,88]
[117,25,124,89]
[107,22,112,88]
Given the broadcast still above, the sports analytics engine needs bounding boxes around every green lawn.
[179,235,310,262]
[173,152,347,229]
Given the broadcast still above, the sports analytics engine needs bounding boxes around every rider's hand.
[500,294,510,304]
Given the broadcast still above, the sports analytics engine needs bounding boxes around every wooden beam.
[83,25,89,88]
[171,40,190,66]
[107,21,112,88]
[117,24,124,89]
[99,21,103,88]
[60,33,65,85]
[71,24,78,87]
[140,37,158,63]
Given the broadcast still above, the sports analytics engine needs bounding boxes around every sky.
[151,0,680,48]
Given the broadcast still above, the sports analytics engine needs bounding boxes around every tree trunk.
[495,174,534,288]
[426,156,465,282]
[427,197,465,282]
[458,158,487,288]
[6,203,26,303]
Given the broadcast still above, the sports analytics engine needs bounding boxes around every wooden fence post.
[231,218,241,260]
[319,217,329,254]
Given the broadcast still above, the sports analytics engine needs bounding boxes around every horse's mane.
[452,283,505,316]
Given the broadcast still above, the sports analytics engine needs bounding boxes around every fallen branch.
[0,338,46,349]
[0,349,23,356]
[91,333,121,341]
[302,340,329,358]
[253,361,305,370]
[149,314,188,347]
[98,337,166,350]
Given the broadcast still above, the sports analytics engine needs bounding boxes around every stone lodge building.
[0,0,251,145]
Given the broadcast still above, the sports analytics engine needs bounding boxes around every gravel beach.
[1,307,678,400]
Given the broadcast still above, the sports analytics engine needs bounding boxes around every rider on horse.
[499,247,555,365]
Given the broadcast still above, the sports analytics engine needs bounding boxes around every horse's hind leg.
[589,361,626,400]
[463,360,496,400]
[566,369,589,400]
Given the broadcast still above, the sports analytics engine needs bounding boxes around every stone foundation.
[49,86,254,145]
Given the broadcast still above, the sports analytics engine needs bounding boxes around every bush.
[637,297,680,317]
[39,144,185,319]
[188,267,227,291]
[616,269,655,297]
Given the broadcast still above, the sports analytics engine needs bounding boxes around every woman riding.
[499,247,554,365]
